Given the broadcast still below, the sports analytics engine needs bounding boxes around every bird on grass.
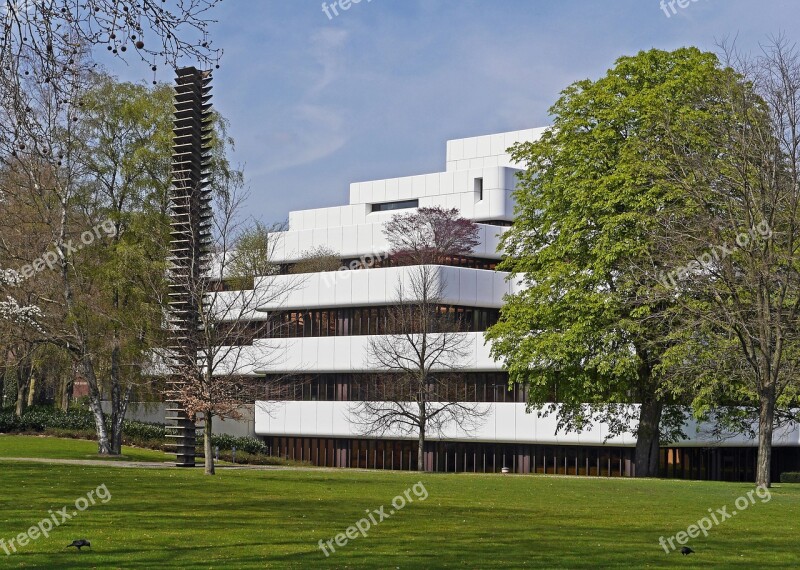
[681,546,694,556]
[66,539,91,551]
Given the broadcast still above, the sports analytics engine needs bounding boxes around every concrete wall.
[104,402,257,438]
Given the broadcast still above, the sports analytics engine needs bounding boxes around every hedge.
[0,406,265,453]
[208,433,267,455]
[780,472,800,483]
[0,406,95,432]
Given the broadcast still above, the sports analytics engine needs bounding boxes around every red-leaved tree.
[384,207,481,266]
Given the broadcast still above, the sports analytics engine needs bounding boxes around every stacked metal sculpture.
[165,67,213,467]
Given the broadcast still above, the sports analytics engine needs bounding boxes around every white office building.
[229,128,799,480]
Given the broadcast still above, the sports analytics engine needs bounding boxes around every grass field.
[0,435,169,462]
[0,436,798,568]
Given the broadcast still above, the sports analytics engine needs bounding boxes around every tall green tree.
[486,48,745,477]
[76,76,175,453]
[0,74,239,454]
[0,74,175,453]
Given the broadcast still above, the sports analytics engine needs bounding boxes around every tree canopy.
[486,47,750,476]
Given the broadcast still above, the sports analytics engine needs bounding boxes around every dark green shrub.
[46,428,97,440]
[122,420,166,440]
[6,406,95,432]
[209,433,267,454]
[780,472,800,483]
[192,446,310,467]
[0,410,19,432]
[208,432,236,451]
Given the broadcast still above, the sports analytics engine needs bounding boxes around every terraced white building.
[235,128,800,480]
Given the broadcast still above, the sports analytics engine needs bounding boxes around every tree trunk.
[59,367,74,412]
[634,398,663,478]
[108,339,132,455]
[14,377,27,417]
[418,398,428,471]
[26,373,37,407]
[204,413,215,475]
[110,386,133,455]
[756,388,775,488]
[14,360,31,417]
[80,355,112,454]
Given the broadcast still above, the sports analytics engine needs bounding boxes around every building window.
[474,177,483,201]
[261,372,524,403]
[371,199,419,213]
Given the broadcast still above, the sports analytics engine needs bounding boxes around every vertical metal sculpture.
[165,67,213,467]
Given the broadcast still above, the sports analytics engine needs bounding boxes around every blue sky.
[107,0,800,223]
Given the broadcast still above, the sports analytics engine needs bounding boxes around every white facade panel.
[326,226,344,253]
[385,177,399,201]
[490,133,506,156]
[255,401,800,448]
[372,179,386,202]
[246,331,499,375]
[398,176,413,200]
[254,266,517,311]
[463,135,478,160]
[476,135,491,158]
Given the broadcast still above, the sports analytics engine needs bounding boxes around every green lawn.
[0,438,798,568]
[0,435,170,462]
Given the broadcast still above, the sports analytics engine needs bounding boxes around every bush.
[209,433,267,455]
[46,428,98,440]
[0,405,282,466]
[780,472,800,483]
[122,420,166,441]
[0,410,19,432]
[208,448,311,467]
[0,406,95,433]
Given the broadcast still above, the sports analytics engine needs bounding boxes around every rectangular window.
[371,199,419,213]
[474,177,483,201]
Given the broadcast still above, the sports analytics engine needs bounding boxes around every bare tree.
[0,0,222,154]
[163,186,299,475]
[355,208,486,471]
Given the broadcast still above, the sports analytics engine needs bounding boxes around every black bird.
[66,539,91,551]
[681,546,694,556]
